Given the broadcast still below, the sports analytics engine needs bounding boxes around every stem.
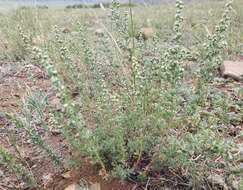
[129,0,135,52]
[7,135,36,184]
[129,0,136,106]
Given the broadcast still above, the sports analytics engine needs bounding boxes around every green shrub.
[3,0,239,189]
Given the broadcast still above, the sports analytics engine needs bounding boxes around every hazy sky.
[0,0,215,8]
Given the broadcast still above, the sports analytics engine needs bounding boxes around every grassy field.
[0,0,242,189]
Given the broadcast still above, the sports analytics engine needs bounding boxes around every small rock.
[94,28,104,36]
[139,27,154,40]
[61,171,72,179]
[31,164,37,169]
[220,61,243,81]
[62,27,71,33]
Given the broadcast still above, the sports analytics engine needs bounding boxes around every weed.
[5,111,62,167]
[0,146,36,187]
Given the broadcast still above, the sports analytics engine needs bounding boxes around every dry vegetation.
[0,0,242,189]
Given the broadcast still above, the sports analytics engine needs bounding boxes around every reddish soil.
[47,162,134,190]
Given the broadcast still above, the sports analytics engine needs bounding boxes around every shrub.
[3,0,238,189]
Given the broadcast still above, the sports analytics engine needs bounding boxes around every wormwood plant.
[5,112,62,167]
[53,26,84,92]
[194,1,234,102]
[4,0,238,189]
